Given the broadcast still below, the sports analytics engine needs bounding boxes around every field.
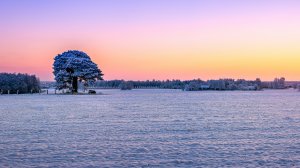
[0,89,299,167]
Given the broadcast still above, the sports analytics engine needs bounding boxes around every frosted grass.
[0,89,299,167]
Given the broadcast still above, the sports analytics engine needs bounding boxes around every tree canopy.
[53,50,103,92]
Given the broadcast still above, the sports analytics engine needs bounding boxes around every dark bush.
[88,90,96,94]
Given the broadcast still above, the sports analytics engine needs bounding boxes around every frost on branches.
[53,50,103,93]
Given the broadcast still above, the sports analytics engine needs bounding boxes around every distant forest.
[41,77,299,91]
[0,73,40,94]
[2,74,299,93]
[93,78,267,91]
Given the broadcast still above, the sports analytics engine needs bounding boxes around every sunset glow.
[1,0,300,81]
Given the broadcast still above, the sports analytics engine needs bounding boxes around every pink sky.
[1,0,300,81]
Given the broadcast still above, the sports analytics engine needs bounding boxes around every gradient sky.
[0,0,300,81]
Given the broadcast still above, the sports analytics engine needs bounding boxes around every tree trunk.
[72,77,78,93]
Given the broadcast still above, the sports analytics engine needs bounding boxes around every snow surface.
[0,89,299,167]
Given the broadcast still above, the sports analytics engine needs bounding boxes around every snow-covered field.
[0,89,299,167]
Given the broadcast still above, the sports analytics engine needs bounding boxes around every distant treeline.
[0,73,40,94]
[41,77,297,91]
[95,79,263,91]
[95,79,186,89]
[94,77,292,91]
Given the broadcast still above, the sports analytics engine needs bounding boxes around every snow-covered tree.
[0,73,40,94]
[119,81,133,90]
[53,50,103,93]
